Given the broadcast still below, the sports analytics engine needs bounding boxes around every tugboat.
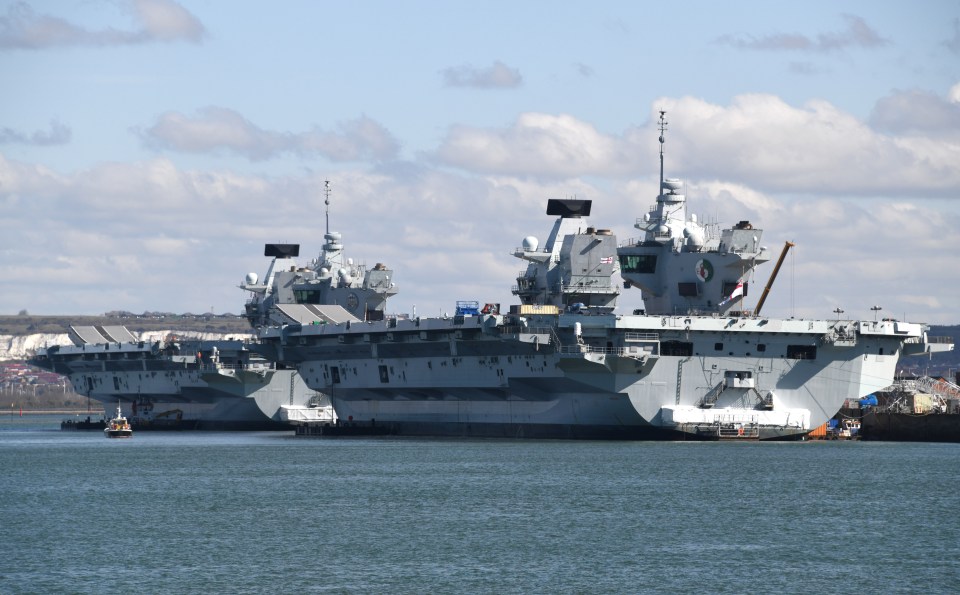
[104,403,133,439]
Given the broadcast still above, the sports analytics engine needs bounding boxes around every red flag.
[719,281,744,308]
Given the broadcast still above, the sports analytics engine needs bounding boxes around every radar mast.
[658,110,667,197]
[324,180,331,235]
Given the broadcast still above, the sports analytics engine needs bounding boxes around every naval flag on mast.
[719,280,744,308]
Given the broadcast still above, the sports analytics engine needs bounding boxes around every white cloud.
[434,112,640,178]
[138,108,400,162]
[0,120,71,146]
[715,14,889,52]
[869,88,960,139]
[948,82,960,104]
[132,0,204,42]
[693,181,785,222]
[0,0,205,50]
[299,116,401,162]
[139,108,287,160]
[141,236,197,256]
[440,60,523,89]
[433,94,960,196]
[746,196,960,321]
[1,92,958,324]
[654,94,960,195]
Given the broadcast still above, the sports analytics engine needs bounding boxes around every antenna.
[658,110,667,195]
[324,180,331,235]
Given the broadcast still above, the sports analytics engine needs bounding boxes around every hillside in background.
[901,324,960,379]
[2,312,254,409]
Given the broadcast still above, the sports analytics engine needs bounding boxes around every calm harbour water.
[1,414,958,594]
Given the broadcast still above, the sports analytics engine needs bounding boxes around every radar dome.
[245,272,259,285]
[522,236,539,252]
[684,227,705,248]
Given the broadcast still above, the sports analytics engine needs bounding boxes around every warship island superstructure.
[30,182,398,430]
[256,113,952,439]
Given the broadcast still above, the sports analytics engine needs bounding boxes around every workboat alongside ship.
[257,113,952,440]
[60,415,106,431]
[30,183,396,430]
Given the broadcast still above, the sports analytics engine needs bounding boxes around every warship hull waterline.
[257,113,951,440]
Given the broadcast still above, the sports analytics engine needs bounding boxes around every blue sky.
[1,0,958,325]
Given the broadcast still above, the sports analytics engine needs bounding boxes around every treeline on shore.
[2,383,93,412]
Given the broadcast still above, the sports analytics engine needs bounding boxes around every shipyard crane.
[754,241,794,315]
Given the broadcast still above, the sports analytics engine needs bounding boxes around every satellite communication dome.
[245,272,258,285]
[522,236,539,252]
[684,226,705,248]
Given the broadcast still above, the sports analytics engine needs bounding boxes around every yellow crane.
[754,241,795,315]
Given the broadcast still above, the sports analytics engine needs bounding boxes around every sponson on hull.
[254,113,953,440]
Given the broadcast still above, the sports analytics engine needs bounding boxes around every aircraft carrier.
[30,182,397,430]
[254,113,952,439]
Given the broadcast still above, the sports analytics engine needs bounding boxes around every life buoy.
[737,427,744,436]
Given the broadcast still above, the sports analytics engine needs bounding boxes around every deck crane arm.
[754,241,795,315]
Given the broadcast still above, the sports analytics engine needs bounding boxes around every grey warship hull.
[258,113,950,440]
[33,331,317,431]
[261,309,928,440]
